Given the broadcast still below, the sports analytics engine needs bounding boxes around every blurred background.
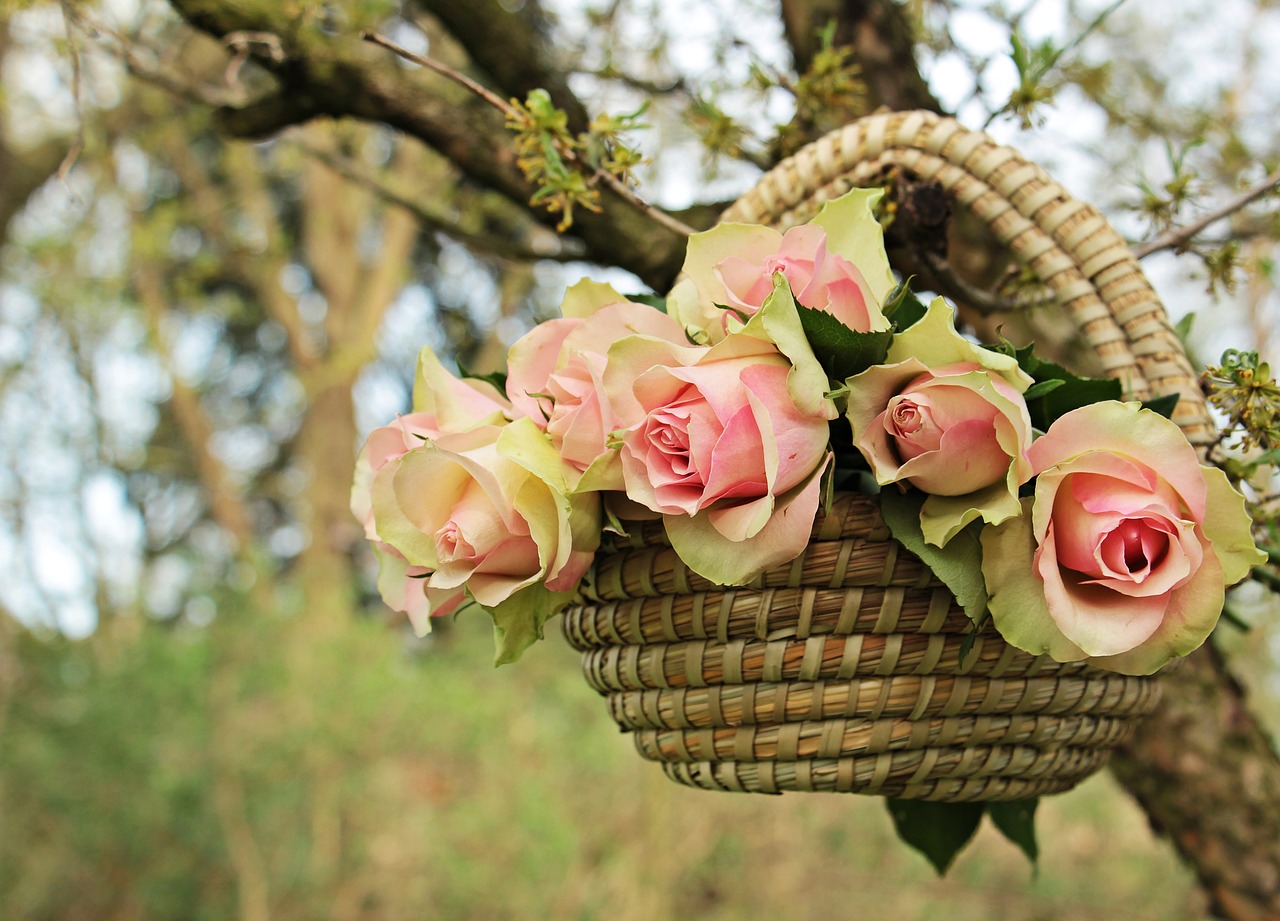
[1,0,1278,918]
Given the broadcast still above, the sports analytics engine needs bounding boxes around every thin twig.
[1134,167,1280,259]
[57,0,86,181]
[360,30,696,238]
[287,135,587,263]
[920,251,1052,317]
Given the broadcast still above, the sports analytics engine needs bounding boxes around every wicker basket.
[561,111,1210,802]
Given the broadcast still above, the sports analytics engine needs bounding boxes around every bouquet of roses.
[352,188,1263,673]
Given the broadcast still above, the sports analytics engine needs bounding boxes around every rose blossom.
[505,281,685,488]
[846,298,1034,547]
[350,350,509,631]
[982,402,1263,675]
[669,188,896,342]
[369,417,600,662]
[603,328,831,584]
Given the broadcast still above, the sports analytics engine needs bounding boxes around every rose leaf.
[886,798,985,875]
[988,798,1040,868]
[879,489,989,624]
[795,303,893,381]
[883,276,929,330]
[1140,393,1180,419]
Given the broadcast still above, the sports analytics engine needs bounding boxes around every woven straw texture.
[562,111,1186,801]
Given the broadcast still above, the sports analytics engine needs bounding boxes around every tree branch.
[409,0,592,132]
[1134,167,1280,259]
[1110,643,1280,921]
[167,0,690,289]
[780,0,940,114]
[287,134,586,264]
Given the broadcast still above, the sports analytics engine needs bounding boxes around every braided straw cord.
[720,110,1215,449]
[561,113,1178,800]
[564,490,1160,799]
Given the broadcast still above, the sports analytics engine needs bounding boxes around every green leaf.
[483,584,576,666]
[988,798,1039,868]
[1173,311,1196,344]
[1033,376,1122,429]
[886,799,985,875]
[1140,393,1180,419]
[957,608,990,664]
[879,489,989,623]
[1021,378,1065,401]
[993,340,1122,430]
[456,361,508,395]
[883,277,928,330]
[628,293,668,313]
[795,303,893,381]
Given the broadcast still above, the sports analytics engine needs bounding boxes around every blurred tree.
[0,1,1278,919]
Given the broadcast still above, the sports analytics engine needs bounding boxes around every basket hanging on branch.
[353,112,1263,821]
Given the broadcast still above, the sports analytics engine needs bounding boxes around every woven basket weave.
[561,111,1207,802]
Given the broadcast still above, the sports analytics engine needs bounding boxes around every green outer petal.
[559,278,630,319]
[572,449,624,493]
[412,346,509,420]
[370,448,458,567]
[497,416,570,492]
[666,277,717,343]
[499,416,602,578]
[981,498,1087,662]
[664,457,829,585]
[484,585,577,665]
[921,481,1023,548]
[745,274,837,419]
[810,187,897,311]
[887,299,1032,391]
[680,222,784,314]
[1196,465,1265,585]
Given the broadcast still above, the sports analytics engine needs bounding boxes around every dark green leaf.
[988,798,1039,867]
[796,303,893,381]
[957,608,990,664]
[629,293,668,313]
[883,277,928,330]
[886,799,985,875]
[1021,379,1065,401]
[1034,376,1122,430]
[879,490,988,623]
[993,340,1122,430]
[456,361,508,394]
[1140,393,1180,419]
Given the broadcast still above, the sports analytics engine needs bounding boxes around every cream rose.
[350,350,509,631]
[369,417,600,662]
[982,402,1264,675]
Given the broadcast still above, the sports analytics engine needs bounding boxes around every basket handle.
[720,110,1216,452]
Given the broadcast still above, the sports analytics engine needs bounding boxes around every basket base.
[657,745,1111,801]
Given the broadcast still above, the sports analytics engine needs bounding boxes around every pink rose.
[505,299,684,485]
[668,188,896,342]
[715,224,883,331]
[369,418,600,662]
[857,362,1032,496]
[845,300,1034,547]
[604,331,831,584]
[983,402,1264,675]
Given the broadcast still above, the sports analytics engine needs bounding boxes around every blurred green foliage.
[0,602,1220,921]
